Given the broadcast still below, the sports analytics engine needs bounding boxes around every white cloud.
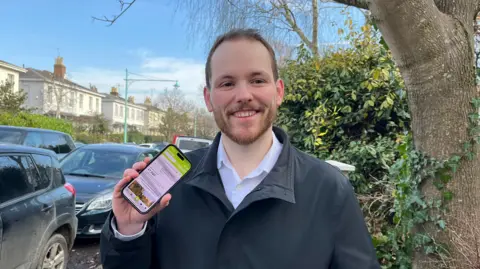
[69,52,206,107]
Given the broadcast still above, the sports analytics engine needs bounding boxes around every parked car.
[0,144,77,269]
[139,142,169,151]
[60,144,158,238]
[0,125,76,159]
[173,136,213,153]
[139,143,156,148]
[74,141,86,148]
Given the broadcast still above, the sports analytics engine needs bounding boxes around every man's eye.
[220,82,234,87]
[252,79,265,84]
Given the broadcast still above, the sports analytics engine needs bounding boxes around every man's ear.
[275,79,285,107]
[204,86,213,112]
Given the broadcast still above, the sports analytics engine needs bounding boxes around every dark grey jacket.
[100,126,380,269]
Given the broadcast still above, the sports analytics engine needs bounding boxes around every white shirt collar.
[217,131,283,178]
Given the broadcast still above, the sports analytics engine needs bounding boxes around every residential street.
[68,239,102,269]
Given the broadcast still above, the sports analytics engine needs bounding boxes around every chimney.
[90,85,98,92]
[110,87,119,96]
[53,57,66,79]
[128,96,135,103]
[145,96,152,106]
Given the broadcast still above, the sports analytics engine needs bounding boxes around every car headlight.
[86,192,113,211]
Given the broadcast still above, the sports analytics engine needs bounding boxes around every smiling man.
[100,28,380,269]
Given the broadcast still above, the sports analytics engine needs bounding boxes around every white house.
[102,87,146,133]
[0,60,27,93]
[19,57,105,117]
[141,96,164,136]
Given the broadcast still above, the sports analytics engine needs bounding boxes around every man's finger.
[132,161,148,172]
[123,168,140,178]
[144,157,151,164]
[114,176,132,197]
[148,194,171,217]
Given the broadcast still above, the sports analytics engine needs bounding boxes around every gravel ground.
[67,238,102,269]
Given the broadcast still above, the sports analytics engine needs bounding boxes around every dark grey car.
[60,143,158,238]
[0,144,77,269]
[0,125,76,160]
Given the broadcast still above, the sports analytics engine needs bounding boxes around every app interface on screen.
[124,146,190,212]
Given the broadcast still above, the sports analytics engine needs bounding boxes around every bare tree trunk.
[334,0,480,267]
[56,100,61,119]
[311,0,319,55]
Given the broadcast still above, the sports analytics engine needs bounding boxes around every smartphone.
[121,144,192,214]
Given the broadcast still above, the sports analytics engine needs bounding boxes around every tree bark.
[311,0,319,55]
[336,0,480,268]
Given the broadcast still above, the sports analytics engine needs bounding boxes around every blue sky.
[0,0,364,103]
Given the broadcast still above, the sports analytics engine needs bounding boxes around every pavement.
[67,238,102,269]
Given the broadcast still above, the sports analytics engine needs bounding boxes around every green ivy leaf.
[443,191,453,201]
[471,98,480,108]
[437,220,446,230]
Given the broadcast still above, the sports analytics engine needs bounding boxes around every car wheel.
[34,233,69,269]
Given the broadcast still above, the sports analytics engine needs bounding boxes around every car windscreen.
[60,148,138,178]
[0,129,23,144]
[178,140,210,151]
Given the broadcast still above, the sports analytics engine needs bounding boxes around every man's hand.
[112,157,172,235]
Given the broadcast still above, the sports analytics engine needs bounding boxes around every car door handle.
[41,204,53,212]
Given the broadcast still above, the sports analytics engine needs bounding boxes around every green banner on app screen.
[165,146,191,175]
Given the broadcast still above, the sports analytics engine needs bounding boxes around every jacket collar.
[186,126,296,208]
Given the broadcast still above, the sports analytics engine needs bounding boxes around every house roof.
[103,94,149,110]
[20,68,94,91]
[103,94,165,113]
[103,93,126,102]
[0,60,27,73]
[20,68,106,98]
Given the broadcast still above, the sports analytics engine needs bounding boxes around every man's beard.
[213,103,276,145]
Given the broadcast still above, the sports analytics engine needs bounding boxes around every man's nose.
[234,81,253,103]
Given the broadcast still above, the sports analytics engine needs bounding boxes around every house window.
[114,104,118,116]
[89,96,93,110]
[132,109,135,120]
[127,108,129,119]
[7,74,14,83]
[121,106,124,117]
[96,98,100,112]
[79,94,83,108]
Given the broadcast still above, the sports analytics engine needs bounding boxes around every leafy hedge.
[277,24,411,268]
[74,132,161,145]
[0,111,73,136]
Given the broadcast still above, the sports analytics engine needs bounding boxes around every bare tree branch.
[332,0,368,9]
[312,0,319,55]
[92,0,137,26]
[93,0,354,56]
[432,0,479,21]
[273,0,317,54]
[366,0,453,73]
[333,0,480,20]
[47,74,74,118]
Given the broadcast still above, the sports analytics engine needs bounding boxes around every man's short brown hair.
[205,28,279,89]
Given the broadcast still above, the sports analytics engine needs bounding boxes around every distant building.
[19,57,104,117]
[141,97,164,137]
[102,87,146,133]
[0,60,27,93]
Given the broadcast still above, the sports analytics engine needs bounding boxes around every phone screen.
[122,145,191,214]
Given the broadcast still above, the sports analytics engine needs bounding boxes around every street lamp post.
[123,68,178,143]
